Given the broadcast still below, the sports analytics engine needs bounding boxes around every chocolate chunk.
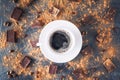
[7,30,17,43]
[11,7,23,21]
[20,56,31,68]
[103,8,116,21]
[81,46,93,55]
[49,7,60,17]
[49,64,58,74]
[103,59,116,72]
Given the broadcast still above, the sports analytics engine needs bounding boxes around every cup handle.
[36,43,40,46]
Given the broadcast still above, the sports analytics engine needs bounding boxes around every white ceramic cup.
[37,20,82,63]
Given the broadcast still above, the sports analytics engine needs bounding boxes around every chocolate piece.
[103,59,116,72]
[81,46,93,55]
[11,7,23,21]
[49,64,58,74]
[4,21,12,27]
[7,30,17,43]
[103,8,116,21]
[20,56,31,68]
[49,7,60,17]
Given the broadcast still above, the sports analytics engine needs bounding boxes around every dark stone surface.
[0,0,120,80]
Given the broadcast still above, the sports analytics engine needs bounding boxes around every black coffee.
[50,31,70,51]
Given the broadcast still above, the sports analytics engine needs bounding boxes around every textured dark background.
[0,0,120,80]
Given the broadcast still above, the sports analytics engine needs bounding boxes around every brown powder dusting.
[1,0,117,79]
[2,52,31,76]
[34,66,55,80]
[19,0,32,8]
[96,28,112,48]
[0,33,7,48]
[37,0,80,24]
